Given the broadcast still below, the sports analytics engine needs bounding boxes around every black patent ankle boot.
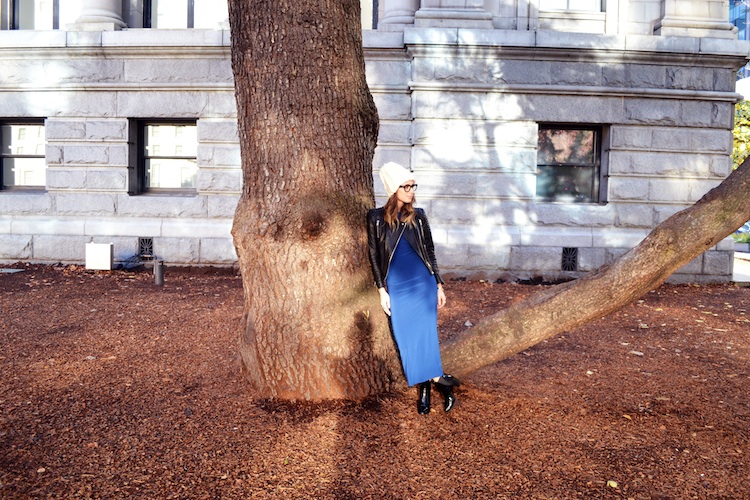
[435,374,460,388]
[417,382,431,414]
[435,382,456,412]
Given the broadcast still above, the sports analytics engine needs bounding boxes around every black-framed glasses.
[399,183,418,192]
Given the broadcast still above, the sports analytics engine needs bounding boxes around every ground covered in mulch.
[1,264,749,499]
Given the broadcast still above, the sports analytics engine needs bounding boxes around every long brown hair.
[383,193,417,228]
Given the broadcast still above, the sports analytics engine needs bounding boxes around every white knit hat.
[379,161,415,197]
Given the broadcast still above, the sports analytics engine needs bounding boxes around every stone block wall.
[364,27,743,283]
[0,30,239,267]
[0,14,747,282]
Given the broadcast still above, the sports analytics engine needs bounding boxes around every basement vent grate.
[139,237,154,260]
[561,247,578,272]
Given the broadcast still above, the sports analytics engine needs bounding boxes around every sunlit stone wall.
[0,0,747,282]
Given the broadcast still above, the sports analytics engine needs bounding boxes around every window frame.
[538,0,605,12]
[535,123,608,204]
[0,0,60,30]
[143,0,196,29]
[129,119,198,196]
[0,119,47,192]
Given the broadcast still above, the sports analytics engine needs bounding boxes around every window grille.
[561,247,579,272]
[139,238,155,260]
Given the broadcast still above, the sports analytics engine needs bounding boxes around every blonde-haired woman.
[366,162,459,414]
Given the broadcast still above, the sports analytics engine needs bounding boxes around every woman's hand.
[437,285,446,309]
[378,287,391,316]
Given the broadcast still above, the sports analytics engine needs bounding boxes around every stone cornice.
[404,44,745,69]
[361,27,750,61]
[0,81,737,103]
[0,82,234,91]
[0,45,231,60]
[407,81,742,102]
[0,28,230,49]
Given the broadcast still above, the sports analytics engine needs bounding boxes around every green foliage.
[732,223,750,243]
[732,100,750,170]
[733,232,750,244]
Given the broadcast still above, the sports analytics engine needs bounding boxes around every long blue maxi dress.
[386,229,444,386]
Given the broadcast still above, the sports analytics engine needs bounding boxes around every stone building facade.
[0,0,748,282]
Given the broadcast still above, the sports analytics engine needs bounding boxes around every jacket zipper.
[417,218,434,275]
[383,222,406,282]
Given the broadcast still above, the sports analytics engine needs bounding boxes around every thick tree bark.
[228,0,397,400]
[228,1,750,400]
[442,159,750,379]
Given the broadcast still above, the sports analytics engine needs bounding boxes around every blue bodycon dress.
[385,231,444,386]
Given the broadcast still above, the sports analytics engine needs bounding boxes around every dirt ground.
[1,263,749,499]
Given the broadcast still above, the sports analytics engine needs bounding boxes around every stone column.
[69,0,127,31]
[379,0,420,31]
[655,0,737,39]
[414,0,494,29]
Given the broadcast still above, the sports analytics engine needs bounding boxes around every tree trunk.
[228,1,750,400]
[228,0,397,400]
[442,159,750,379]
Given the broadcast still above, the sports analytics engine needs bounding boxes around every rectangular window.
[131,121,198,194]
[361,0,377,30]
[1,121,46,190]
[144,0,227,29]
[536,124,605,203]
[539,0,603,11]
[0,0,62,30]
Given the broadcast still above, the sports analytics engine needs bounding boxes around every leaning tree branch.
[442,158,750,379]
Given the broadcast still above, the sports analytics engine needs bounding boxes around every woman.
[367,161,460,414]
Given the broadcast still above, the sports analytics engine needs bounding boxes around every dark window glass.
[536,126,602,203]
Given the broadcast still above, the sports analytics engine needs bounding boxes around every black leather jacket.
[366,207,445,290]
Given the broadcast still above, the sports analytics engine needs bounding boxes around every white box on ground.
[85,243,113,270]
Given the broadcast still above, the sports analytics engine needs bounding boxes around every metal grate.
[561,247,578,272]
[139,237,154,260]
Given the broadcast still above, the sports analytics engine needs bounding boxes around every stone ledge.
[363,30,404,49]
[11,217,84,235]
[66,22,122,33]
[593,229,649,248]
[397,27,750,59]
[102,28,226,47]
[84,217,162,237]
[0,28,228,49]
[0,30,66,48]
[519,228,594,248]
[161,219,232,238]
